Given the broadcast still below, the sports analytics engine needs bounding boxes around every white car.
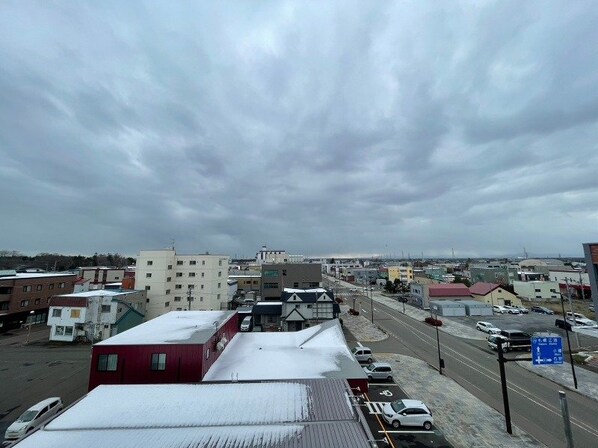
[4,397,63,440]
[487,334,510,352]
[476,321,501,334]
[493,305,508,314]
[382,399,434,430]
[504,306,520,315]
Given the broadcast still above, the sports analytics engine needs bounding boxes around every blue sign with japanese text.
[532,336,564,365]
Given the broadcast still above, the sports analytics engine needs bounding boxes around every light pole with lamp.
[25,310,35,344]
[430,305,444,375]
[559,292,578,389]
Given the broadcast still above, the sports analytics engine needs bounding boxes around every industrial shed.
[429,300,466,317]
[461,300,493,316]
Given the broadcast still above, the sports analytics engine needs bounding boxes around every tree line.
[0,250,135,272]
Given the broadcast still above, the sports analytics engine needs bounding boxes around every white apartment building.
[255,245,288,265]
[136,250,230,320]
[513,280,561,301]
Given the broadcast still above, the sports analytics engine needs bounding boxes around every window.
[189,272,196,277]
[176,272,183,278]
[21,300,29,307]
[165,302,170,307]
[167,264,172,270]
[201,273,204,278]
[145,286,151,291]
[70,309,80,318]
[65,326,73,336]
[0,302,9,311]
[175,285,182,289]
[167,277,171,282]
[174,296,181,302]
[52,309,62,317]
[147,261,153,266]
[34,298,40,305]
[202,260,205,265]
[23,285,32,292]
[55,326,65,336]
[188,284,195,289]
[200,285,204,289]
[177,308,182,311]
[293,282,299,288]
[146,273,152,278]
[264,282,278,289]
[219,260,222,266]
[200,296,204,301]
[205,348,210,359]
[264,270,278,278]
[97,354,118,371]
[218,283,221,288]
[101,305,111,313]
[177,260,184,265]
[190,260,197,265]
[217,294,221,300]
[282,270,287,276]
[48,284,54,290]
[36,285,43,291]
[58,282,65,288]
[166,289,171,294]
[218,271,222,277]
[308,282,319,288]
[151,353,167,370]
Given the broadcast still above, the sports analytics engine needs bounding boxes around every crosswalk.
[364,401,388,415]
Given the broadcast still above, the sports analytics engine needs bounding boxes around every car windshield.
[365,363,376,370]
[18,410,38,422]
[390,400,406,413]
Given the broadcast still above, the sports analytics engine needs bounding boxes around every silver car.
[5,397,63,440]
[382,399,434,430]
[476,321,501,334]
[363,362,393,382]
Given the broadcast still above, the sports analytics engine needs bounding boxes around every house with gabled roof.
[281,288,340,331]
[470,282,522,307]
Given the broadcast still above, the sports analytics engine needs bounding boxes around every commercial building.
[14,379,375,448]
[47,289,146,342]
[135,250,230,320]
[583,243,598,309]
[548,269,591,299]
[469,282,522,307]
[260,263,321,300]
[255,245,288,265]
[470,264,518,285]
[88,310,237,390]
[0,271,77,332]
[512,280,560,301]
[80,267,126,289]
[410,283,471,309]
[228,270,261,293]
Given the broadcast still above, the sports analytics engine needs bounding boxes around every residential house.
[252,301,282,331]
[469,283,522,307]
[280,288,339,331]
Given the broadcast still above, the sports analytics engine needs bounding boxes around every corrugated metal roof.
[469,282,499,296]
[13,380,373,448]
[428,284,471,297]
[49,297,88,308]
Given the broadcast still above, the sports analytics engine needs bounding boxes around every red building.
[89,310,238,390]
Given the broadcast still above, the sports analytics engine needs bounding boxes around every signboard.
[532,336,563,365]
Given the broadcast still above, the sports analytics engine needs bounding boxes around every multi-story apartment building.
[387,266,414,284]
[135,250,230,320]
[0,271,77,331]
[255,246,289,265]
[512,280,560,301]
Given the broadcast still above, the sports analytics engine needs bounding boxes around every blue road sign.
[532,336,564,365]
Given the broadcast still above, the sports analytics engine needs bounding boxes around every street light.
[25,310,34,345]
[559,293,578,389]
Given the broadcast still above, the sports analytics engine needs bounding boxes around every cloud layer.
[1,1,597,258]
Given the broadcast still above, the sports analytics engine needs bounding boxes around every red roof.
[428,284,471,297]
[469,282,500,296]
[49,297,88,308]
[74,277,90,285]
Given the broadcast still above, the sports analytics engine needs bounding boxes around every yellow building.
[470,283,522,307]
[387,266,414,284]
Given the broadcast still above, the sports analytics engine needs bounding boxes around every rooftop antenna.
[452,248,455,259]
[171,239,175,250]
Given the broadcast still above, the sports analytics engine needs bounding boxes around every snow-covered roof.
[0,272,76,280]
[256,301,282,306]
[283,287,327,293]
[96,311,236,345]
[59,290,134,298]
[14,381,373,448]
[204,320,366,382]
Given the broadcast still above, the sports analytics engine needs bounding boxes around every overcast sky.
[1,1,597,259]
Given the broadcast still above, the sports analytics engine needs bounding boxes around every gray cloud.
[1,1,597,259]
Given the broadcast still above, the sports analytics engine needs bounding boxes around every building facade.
[80,268,126,289]
[512,280,560,301]
[0,271,77,331]
[583,243,598,309]
[228,271,261,293]
[260,263,322,300]
[255,246,288,265]
[387,266,414,284]
[281,288,339,331]
[135,250,230,320]
[469,283,522,307]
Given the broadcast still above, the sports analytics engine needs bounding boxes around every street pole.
[187,286,193,311]
[497,339,513,434]
[560,294,578,389]
[25,310,34,344]
[559,391,575,448]
[370,288,374,324]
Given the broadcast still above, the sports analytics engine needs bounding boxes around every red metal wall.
[88,314,239,390]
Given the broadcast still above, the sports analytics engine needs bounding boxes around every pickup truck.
[499,330,531,351]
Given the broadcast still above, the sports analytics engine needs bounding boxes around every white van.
[5,397,63,440]
[352,347,373,363]
[240,316,253,332]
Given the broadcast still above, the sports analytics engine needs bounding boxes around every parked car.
[352,346,374,363]
[531,306,554,314]
[240,316,253,332]
[589,304,595,312]
[4,397,63,440]
[363,362,393,382]
[513,305,529,314]
[487,334,510,351]
[499,329,531,351]
[492,305,508,314]
[382,399,434,430]
[503,306,521,315]
[476,321,501,334]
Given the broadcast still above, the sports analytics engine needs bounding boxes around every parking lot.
[362,384,452,448]
[451,310,598,350]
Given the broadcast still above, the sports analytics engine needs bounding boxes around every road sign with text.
[532,336,563,365]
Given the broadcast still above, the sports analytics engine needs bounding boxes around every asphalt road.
[0,326,90,444]
[353,296,598,448]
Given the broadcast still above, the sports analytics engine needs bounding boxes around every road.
[350,294,598,447]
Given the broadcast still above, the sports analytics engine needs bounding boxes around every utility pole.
[187,286,193,311]
[560,292,578,389]
[559,391,575,448]
[497,339,512,434]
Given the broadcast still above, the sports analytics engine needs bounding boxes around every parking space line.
[365,392,396,448]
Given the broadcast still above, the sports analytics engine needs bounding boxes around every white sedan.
[476,321,501,334]
[382,399,434,430]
